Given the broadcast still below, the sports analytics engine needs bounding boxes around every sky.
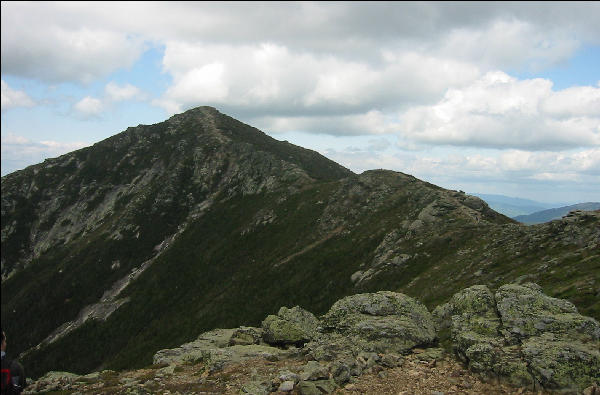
[1,2,599,204]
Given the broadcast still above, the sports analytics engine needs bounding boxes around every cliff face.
[1,107,598,378]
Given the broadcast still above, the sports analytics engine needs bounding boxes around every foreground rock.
[152,292,435,393]
[153,328,296,371]
[321,291,437,353]
[434,282,600,393]
[301,291,437,368]
[261,306,320,346]
[24,284,600,394]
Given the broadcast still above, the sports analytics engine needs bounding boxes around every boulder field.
[27,283,599,394]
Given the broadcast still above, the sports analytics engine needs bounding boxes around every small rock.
[314,379,337,394]
[330,360,351,385]
[241,380,271,395]
[460,380,473,389]
[298,380,320,395]
[416,348,444,362]
[229,326,262,346]
[261,352,278,362]
[300,361,329,381]
[278,380,295,392]
[380,353,403,368]
[278,370,300,383]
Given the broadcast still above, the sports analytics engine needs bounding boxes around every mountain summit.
[1,107,598,378]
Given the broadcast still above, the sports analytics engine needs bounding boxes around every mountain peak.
[167,105,220,123]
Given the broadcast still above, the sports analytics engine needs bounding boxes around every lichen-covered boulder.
[321,291,436,354]
[433,285,502,364]
[262,306,320,346]
[495,283,600,343]
[439,283,600,393]
[229,326,263,346]
[300,361,330,381]
[153,328,291,369]
[522,333,600,392]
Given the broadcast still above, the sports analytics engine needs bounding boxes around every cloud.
[3,2,598,84]
[154,41,480,119]
[1,132,89,176]
[74,96,104,118]
[1,3,144,83]
[251,110,401,136]
[105,82,145,102]
[1,80,35,111]
[541,85,600,117]
[436,18,580,71]
[398,71,600,150]
[74,82,145,118]
[323,145,600,190]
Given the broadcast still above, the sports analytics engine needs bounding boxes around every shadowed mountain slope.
[2,107,598,378]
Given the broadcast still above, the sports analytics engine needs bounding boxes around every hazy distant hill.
[2,107,598,378]
[471,193,562,217]
[514,202,600,224]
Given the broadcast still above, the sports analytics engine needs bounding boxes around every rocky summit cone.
[1,106,598,381]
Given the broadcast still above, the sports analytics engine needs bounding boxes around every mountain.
[513,202,600,224]
[470,193,562,217]
[2,107,599,379]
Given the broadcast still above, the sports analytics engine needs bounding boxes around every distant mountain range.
[513,202,600,224]
[470,193,566,217]
[472,193,599,224]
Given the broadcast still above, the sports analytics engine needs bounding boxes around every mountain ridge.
[2,106,598,379]
[513,202,600,224]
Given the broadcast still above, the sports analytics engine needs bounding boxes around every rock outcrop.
[317,291,436,355]
[153,328,294,370]
[152,291,436,393]
[434,283,600,393]
[261,306,320,346]
[25,283,600,394]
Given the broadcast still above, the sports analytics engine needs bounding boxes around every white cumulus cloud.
[105,82,144,102]
[74,82,146,117]
[399,71,600,150]
[1,80,35,111]
[155,41,481,122]
[1,3,144,83]
[74,96,104,117]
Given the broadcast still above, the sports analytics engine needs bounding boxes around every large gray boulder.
[261,306,320,346]
[320,291,436,354]
[153,328,292,370]
[495,283,600,343]
[522,333,600,392]
[436,283,600,393]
